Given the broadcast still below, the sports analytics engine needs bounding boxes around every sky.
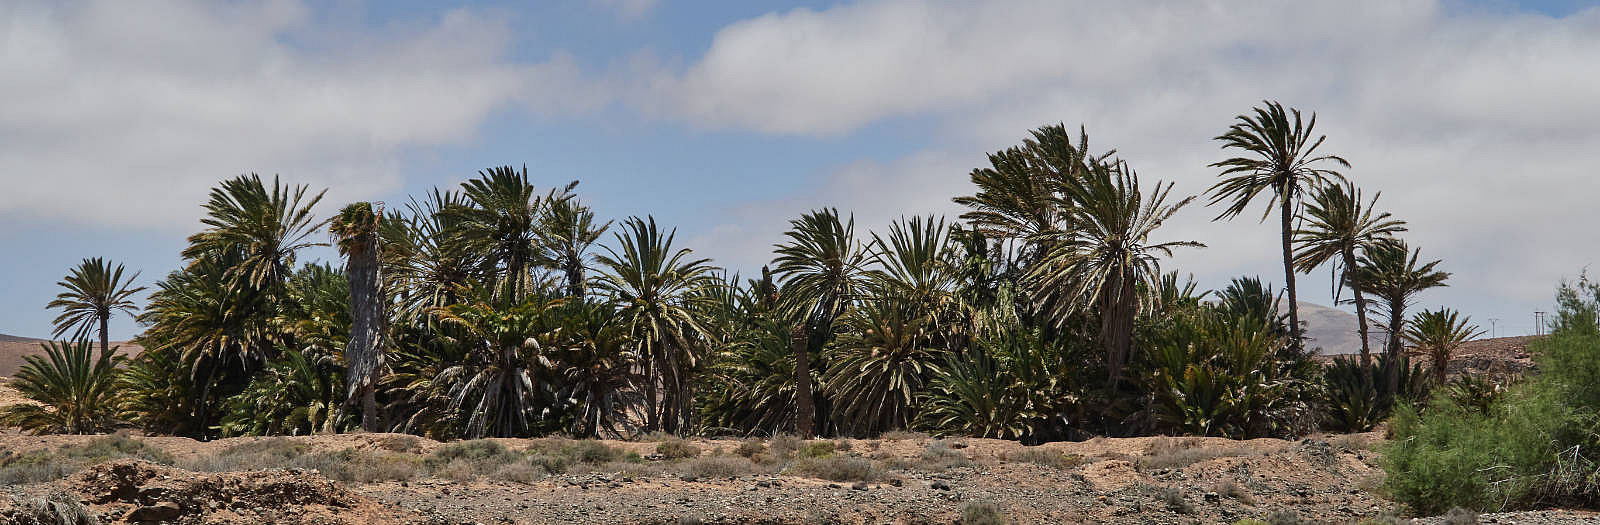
[2,0,1598,341]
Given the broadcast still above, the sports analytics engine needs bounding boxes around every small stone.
[827,483,841,489]
[889,479,903,487]
[1203,492,1220,503]
[930,481,950,490]
[127,502,181,522]
[851,482,868,491]
[679,475,698,482]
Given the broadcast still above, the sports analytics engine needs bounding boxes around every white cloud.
[648,0,1600,329]
[0,1,602,230]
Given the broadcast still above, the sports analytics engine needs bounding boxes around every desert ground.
[0,338,1592,524]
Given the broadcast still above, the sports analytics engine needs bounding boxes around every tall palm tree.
[445,166,574,298]
[822,294,939,435]
[182,174,327,298]
[1030,160,1203,382]
[331,202,384,432]
[1293,182,1406,366]
[1209,102,1349,349]
[593,216,717,434]
[0,340,124,434]
[953,125,1109,265]
[1354,240,1449,393]
[772,208,870,437]
[539,194,611,298]
[46,257,145,355]
[1403,308,1483,383]
[386,189,480,320]
[137,255,271,439]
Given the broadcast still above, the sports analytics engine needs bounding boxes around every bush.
[733,439,765,459]
[1384,324,1600,513]
[1322,353,1430,432]
[655,439,701,459]
[425,439,520,481]
[678,456,761,479]
[1,434,174,484]
[915,440,972,470]
[5,491,97,525]
[1003,448,1082,469]
[959,502,1007,525]
[789,456,884,482]
[768,434,802,458]
[1157,486,1193,514]
[797,441,836,458]
[299,448,422,483]
[186,438,307,472]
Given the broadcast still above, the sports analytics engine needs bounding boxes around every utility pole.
[1534,311,1547,336]
[1488,318,1499,339]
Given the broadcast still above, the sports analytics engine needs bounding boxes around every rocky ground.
[3,428,1587,525]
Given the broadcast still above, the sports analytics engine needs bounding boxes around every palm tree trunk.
[1344,247,1373,368]
[98,315,110,356]
[643,348,659,433]
[792,323,814,439]
[1385,302,1404,395]
[1101,273,1134,385]
[1281,194,1301,350]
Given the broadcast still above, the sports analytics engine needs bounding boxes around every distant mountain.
[1293,301,1387,355]
[0,333,143,378]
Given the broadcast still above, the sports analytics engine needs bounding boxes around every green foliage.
[920,324,1085,440]
[1384,279,1600,513]
[0,434,173,485]
[46,257,145,350]
[655,439,701,459]
[218,348,348,436]
[0,341,124,434]
[1139,297,1316,438]
[959,502,1008,525]
[1321,352,1430,432]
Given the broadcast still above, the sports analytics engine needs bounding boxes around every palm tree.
[182,174,327,298]
[429,290,564,438]
[46,257,145,355]
[1209,101,1349,349]
[822,294,939,435]
[1293,182,1406,366]
[539,195,611,298]
[0,340,124,434]
[445,166,574,298]
[772,208,870,437]
[953,125,1110,264]
[593,216,718,434]
[331,202,384,432]
[1354,240,1450,393]
[1404,308,1483,383]
[1030,160,1203,382]
[386,189,480,320]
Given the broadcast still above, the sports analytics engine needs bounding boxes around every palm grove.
[3,102,1486,443]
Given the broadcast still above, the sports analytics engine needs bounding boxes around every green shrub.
[959,502,1007,525]
[655,439,700,459]
[1004,448,1082,469]
[1,434,174,484]
[1446,375,1504,416]
[1322,353,1430,432]
[797,441,836,458]
[299,448,422,483]
[1383,325,1600,513]
[678,456,761,479]
[789,456,884,482]
[733,439,765,459]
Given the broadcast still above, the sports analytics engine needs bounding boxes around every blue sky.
[2,0,1598,341]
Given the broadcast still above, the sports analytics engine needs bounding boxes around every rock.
[679,475,698,482]
[948,442,968,449]
[127,502,182,522]
[827,483,841,489]
[851,482,868,491]
[931,481,950,491]
[889,479,903,487]
[1203,492,1220,503]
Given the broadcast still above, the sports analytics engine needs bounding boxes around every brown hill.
[0,334,144,378]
